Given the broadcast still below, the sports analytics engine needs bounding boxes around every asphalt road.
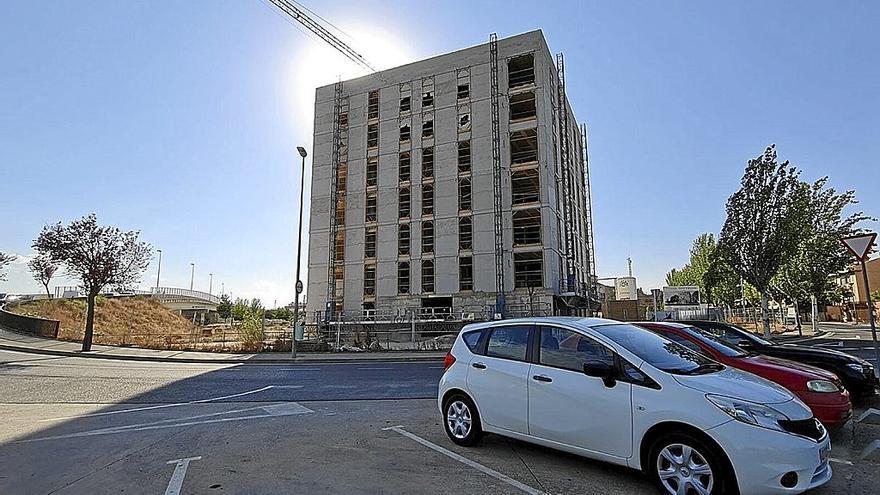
[1,348,878,494]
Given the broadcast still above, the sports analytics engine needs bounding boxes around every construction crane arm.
[266,0,376,72]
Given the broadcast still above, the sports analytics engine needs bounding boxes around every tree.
[719,145,805,337]
[0,252,15,282]
[771,178,870,314]
[28,254,59,299]
[217,294,232,319]
[33,214,152,351]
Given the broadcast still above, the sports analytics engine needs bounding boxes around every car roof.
[463,316,621,331]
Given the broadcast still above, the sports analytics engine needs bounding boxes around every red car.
[637,322,852,428]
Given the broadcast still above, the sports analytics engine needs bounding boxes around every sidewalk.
[0,327,445,364]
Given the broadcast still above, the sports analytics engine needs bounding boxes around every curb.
[0,343,444,365]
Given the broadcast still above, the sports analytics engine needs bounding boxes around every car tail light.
[443,351,456,371]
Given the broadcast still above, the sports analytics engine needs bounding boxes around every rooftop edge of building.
[313,29,552,94]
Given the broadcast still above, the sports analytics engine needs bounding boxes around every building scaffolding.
[489,33,506,315]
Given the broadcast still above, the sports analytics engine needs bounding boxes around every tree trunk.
[83,292,97,352]
[794,299,802,337]
[761,295,771,338]
[43,283,51,299]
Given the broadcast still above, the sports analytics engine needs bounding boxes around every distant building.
[305,31,596,322]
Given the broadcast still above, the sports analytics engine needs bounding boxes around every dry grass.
[12,297,197,347]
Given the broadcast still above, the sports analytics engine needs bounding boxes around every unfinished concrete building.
[305,30,596,326]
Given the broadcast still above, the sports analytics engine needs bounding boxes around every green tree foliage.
[719,145,805,336]
[0,252,15,281]
[217,294,232,319]
[665,233,716,289]
[34,214,152,351]
[771,178,870,309]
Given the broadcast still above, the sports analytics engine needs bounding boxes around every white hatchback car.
[438,317,832,495]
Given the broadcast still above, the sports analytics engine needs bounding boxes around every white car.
[438,317,832,495]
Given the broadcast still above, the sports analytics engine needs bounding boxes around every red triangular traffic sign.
[841,232,877,261]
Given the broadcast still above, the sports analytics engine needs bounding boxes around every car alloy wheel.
[446,400,472,439]
[656,443,714,495]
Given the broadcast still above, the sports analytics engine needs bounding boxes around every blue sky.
[1,0,878,305]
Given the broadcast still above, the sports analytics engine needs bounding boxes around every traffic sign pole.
[842,233,879,377]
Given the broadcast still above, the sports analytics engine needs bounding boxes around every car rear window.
[462,330,483,353]
[486,326,529,361]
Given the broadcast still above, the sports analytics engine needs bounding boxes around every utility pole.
[155,249,162,290]
[292,146,308,358]
[190,263,195,291]
[208,273,213,295]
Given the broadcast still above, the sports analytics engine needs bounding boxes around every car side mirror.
[583,361,616,388]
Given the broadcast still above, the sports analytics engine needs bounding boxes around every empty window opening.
[363,265,376,295]
[457,68,470,100]
[422,147,434,180]
[367,122,379,148]
[336,162,348,192]
[459,217,472,251]
[339,112,349,129]
[513,209,542,246]
[422,260,435,293]
[400,96,411,113]
[399,152,411,182]
[509,91,537,121]
[422,118,434,139]
[422,77,434,107]
[422,220,434,254]
[335,196,346,225]
[399,187,410,219]
[508,53,535,88]
[512,169,540,205]
[514,252,543,288]
[398,262,410,294]
[368,90,379,120]
[365,192,377,223]
[459,178,472,211]
[398,224,410,255]
[458,140,471,174]
[364,227,377,258]
[458,105,471,132]
[366,156,378,188]
[510,128,538,164]
[459,256,473,291]
[334,231,345,261]
[422,183,434,215]
[400,122,411,142]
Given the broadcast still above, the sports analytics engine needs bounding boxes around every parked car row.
[438,316,863,495]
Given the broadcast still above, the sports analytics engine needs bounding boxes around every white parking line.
[383,425,543,495]
[165,456,201,495]
[40,386,275,422]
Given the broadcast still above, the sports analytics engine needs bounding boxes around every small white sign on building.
[615,277,638,301]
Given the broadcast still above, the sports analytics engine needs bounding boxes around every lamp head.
[297,146,307,158]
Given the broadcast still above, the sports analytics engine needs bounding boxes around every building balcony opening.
[459,256,473,291]
[458,140,471,174]
[336,162,348,192]
[367,122,379,149]
[399,187,410,219]
[514,252,543,288]
[368,90,379,120]
[366,156,378,188]
[510,128,538,165]
[398,262,410,294]
[509,91,537,121]
[459,216,472,251]
[364,265,376,295]
[398,224,410,255]
[422,147,434,180]
[459,178,472,212]
[421,260,435,293]
[508,53,535,88]
[422,119,434,139]
[400,123,410,142]
[399,152,410,182]
[422,220,434,254]
[335,196,346,225]
[365,227,377,258]
[334,231,345,261]
[512,168,540,205]
[513,209,542,246]
[365,192,377,223]
[422,183,434,216]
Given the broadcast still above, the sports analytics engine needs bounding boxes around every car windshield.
[681,326,749,357]
[592,323,723,375]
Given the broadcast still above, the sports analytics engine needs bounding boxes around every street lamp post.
[292,146,308,358]
[209,273,213,295]
[190,263,195,291]
[155,249,162,290]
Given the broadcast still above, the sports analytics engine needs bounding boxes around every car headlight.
[706,394,789,432]
[845,363,866,373]
[807,380,840,393]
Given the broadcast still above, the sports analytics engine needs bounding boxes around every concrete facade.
[305,30,593,320]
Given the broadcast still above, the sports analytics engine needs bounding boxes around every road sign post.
[842,233,879,377]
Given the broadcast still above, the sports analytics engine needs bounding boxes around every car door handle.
[472,362,486,369]
[532,375,553,383]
